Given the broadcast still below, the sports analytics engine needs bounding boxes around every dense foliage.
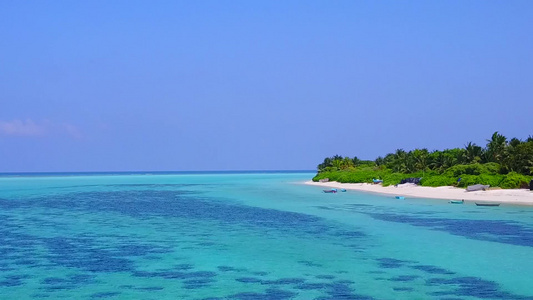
[313,132,533,189]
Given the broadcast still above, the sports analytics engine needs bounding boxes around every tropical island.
[312,132,533,190]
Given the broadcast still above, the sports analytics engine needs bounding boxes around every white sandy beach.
[305,181,533,206]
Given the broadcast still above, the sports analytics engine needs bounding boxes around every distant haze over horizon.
[1,1,532,172]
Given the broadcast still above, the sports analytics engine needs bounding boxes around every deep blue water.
[0,172,531,299]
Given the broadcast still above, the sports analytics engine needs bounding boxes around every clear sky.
[1,1,532,172]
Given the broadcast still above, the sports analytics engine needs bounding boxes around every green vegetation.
[313,132,533,189]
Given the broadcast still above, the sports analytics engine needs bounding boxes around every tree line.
[317,132,533,176]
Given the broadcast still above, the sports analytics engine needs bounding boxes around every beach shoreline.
[304,180,533,206]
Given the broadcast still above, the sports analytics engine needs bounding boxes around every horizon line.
[0,169,316,176]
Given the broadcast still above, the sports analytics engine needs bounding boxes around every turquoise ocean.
[0,172,532,299]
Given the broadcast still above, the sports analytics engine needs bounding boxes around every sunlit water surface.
[0,172,532,299]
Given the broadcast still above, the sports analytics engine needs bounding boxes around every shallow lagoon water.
[0,172,532,299]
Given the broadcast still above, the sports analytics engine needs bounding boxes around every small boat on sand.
[467,184,490,192]
[395,196,405,199]
[449,200,465,204]
[475,202,500,207]
[323,189,337,193]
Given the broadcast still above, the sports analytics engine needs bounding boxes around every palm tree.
[383,153,396,169]
[413,148,429,175]
[317,157,332,171]
[429,151,443,171]
[429,151,455,173]
[391,149,407,172]
[331,158,343,170]
[341,157,354,169]
[464,142,483,164]
[485,132,507,163]
[332,154,343,161]
[404,151,417,173]
[505,137,531,173]
[509,138,522,147]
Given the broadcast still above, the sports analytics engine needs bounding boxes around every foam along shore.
[305,181,533,206]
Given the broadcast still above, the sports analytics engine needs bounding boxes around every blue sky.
[1,1,532,172]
